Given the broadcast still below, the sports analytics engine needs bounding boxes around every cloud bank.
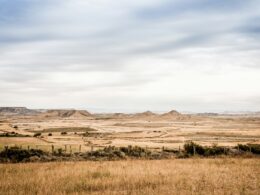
[0,0,260,112]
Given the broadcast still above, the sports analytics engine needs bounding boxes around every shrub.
[250,144,260,154]
[61,132,67,135]
[204,146,227,156]
[237,144,260,154]
[48,133,52,136]
[184,141,205,155]
[0,147,46,163]
[33,132,41,137]
[184,142,228,156]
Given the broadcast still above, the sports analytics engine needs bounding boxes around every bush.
[184,142,228,156]
[33,132,41,137]
[0,147,46,163]
[237,144,260,154]
[61,132,67,135]
[250,145,260,154]
[204,146,227,156]
[119,145,150,157]
[184,141,205,155]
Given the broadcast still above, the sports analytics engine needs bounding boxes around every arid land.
[0,108,260,152]
[0,108,260,194]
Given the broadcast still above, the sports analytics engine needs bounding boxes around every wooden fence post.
[79,145,81,152]
[70,145,72,154]
[27,145,30,151]
[51,145,54,153]
[193,145,196,156]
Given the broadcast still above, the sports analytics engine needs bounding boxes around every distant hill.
[0,107,39,116]
[160,110,180,117]
[41,109,92,118]
[159,110,187,120]
[132,111,158,118]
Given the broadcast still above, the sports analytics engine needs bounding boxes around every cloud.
[0,0,260,112]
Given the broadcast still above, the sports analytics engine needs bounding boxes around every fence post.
[51,145,54,153]
[27,145,30,151]
[193,145,196,156]
[70,145,72,154]
[79,145,81,152]
[162,146,165,152]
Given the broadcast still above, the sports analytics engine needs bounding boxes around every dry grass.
[0,158,259,195]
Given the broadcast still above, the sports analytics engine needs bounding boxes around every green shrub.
[61,132,67,135]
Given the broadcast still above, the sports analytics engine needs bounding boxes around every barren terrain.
[0,108,260,152]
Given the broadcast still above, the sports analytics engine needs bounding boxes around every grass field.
[0,158,259,195]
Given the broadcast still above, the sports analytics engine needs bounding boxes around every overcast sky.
[0,0,260,113]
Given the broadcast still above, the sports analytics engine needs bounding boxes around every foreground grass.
[0,158,259,195]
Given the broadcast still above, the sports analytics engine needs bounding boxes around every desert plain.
[0,107,260,152]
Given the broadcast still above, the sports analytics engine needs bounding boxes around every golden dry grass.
[0,158,259,195]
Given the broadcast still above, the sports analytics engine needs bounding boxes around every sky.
[0,0,260,113]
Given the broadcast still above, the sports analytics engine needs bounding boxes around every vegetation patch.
[31,127,97,133]
[236,144,260,154]
[0,143,259,163]
[0,146,47,163]
[0,132,30,137]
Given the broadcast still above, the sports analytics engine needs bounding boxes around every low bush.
[0,147,46,163]
[236,144,260,154]
[48,133,52,136]
[184,142,228,156]
[33,132,41,137]
[184,142,205,155]
[61,132,67,135]
[204,146,227,156]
